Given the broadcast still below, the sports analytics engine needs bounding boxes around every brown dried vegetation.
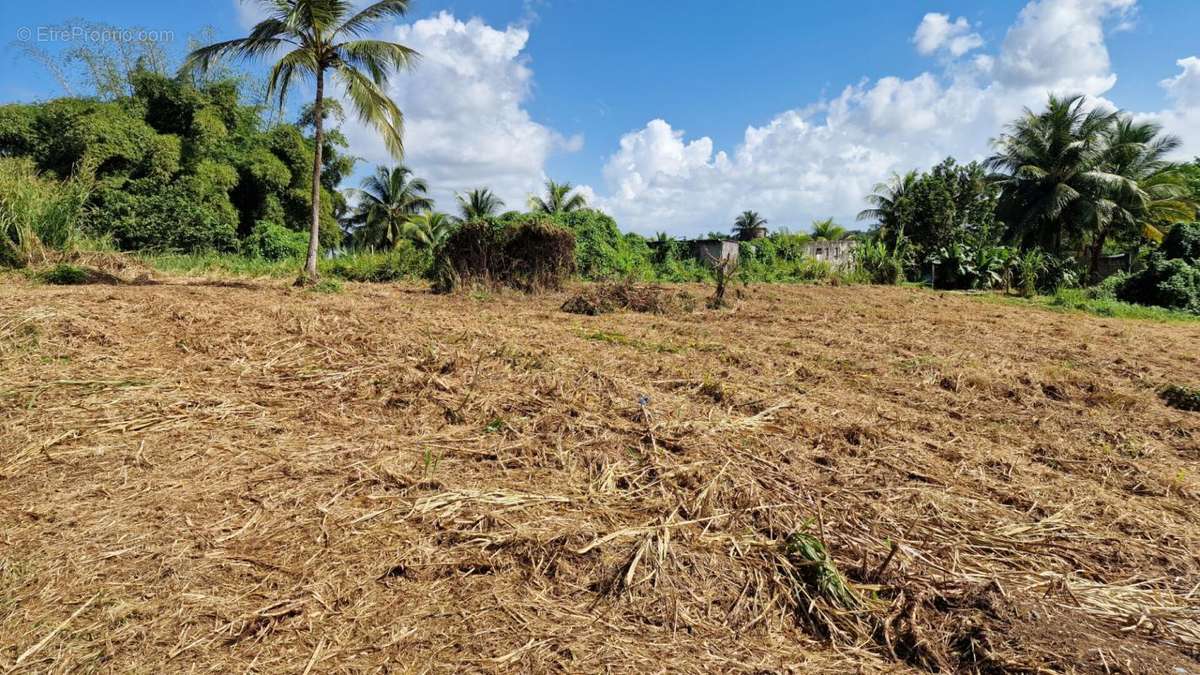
[1,279,1199,673]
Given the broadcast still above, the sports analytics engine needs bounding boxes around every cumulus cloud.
[333,12,579,210]
[591,0,1185,236]
[913,13,984,58]
[1161,56,1200,108]
[1144,57,1200,157]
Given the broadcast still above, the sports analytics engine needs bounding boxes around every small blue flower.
[637,394,650,407]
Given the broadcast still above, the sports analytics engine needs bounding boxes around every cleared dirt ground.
[1,279,1199,673]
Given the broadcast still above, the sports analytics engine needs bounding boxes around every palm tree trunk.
[303,70,326,283]
[1088,229,1107,284]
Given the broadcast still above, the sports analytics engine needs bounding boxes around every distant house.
[648,238,740,266]
[804,239,858,267]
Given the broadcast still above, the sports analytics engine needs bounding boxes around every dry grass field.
[2,278,1199,673]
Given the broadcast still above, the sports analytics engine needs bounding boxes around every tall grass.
[980,287,1200,323]
[0,158,95,267]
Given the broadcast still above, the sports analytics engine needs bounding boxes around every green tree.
[857,170,920,244]
[809,218,847,241]
[347,165,432,249]
[732,210,768,241]
[1086,117,1195,278]
[456,188,504,221]
[182,0,417,282]
[405,211,456,250]
[986,94,1120,257]
[529,180,587,214]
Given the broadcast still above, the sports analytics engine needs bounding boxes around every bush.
[91,182,238,252]
[244,221,307,260]
[0,157,93,267]
[1160,384,1200,412]
[1163,222,1200,265]
[1015,248,1046,298]
[1086,270,1129,300]
[551,210,649,279]
[39,263,89,285]
[1117,256,1200,313]
[324,243,432,282]
[435,216,575,293]
[853,239,906,285]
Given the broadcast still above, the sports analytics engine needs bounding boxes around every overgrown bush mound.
[1118,260,1200,313]
[1163,221,1200,265]
[435,217,575,293]
[561,279,697,315]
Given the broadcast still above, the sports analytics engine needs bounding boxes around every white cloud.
[592,0,1183,236]
[1143,57,1200,158]
[913,13,984,58]
[1161,56,1200,108]
[233,0,271,30]
[335,12,580,210]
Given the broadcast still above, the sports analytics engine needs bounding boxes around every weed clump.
[435,217,575,293]
[39,263,89,285]
[1160,384,1200,411]
[783,531,860,610]
[308,278,344,294]
[561,278,696,315]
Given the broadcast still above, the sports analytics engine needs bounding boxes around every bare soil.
[2,279,1198,673]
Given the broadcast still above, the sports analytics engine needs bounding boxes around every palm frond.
[335,0,413,39]
[334,62,404,158]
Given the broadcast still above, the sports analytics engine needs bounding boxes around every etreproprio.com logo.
[16,25,175,44]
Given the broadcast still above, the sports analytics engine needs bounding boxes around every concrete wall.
[803,239,858,267]
[693,240,740,265]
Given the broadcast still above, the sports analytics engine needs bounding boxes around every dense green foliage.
[0,71,350,257]
[1118,256,1200,313]
[1163,221,1200,265]
[861,158,1000,286]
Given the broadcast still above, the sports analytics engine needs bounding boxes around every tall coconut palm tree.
[182,0,417,283]
[347,165,432,249]
[529,180,587,214]
[985,94,1120,257]
[456,188,504,221]
[810,218,848,241]
[1087,117,1194,276]
[405,211,456,250]
[732,210,768,241]
[858,170,919,245]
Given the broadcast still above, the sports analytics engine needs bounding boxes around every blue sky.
[3,0,1199,235]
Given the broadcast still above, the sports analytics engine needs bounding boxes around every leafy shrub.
[1117,256,1200,313]
[853,239,906,285]
[92,183,238,252]
[1015,248,1046,298]
[308,278,344,294]
[39,263,88,285]
[1163,222,1200,265]
[929,243,1016,290]
[1160,384,1200,412]
[324,243,431,282]
[1039,254,1081,292]
[244,221,307,260]
[435,216,575,293]
[1085,270,1129,300]
[550,210,651,279]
